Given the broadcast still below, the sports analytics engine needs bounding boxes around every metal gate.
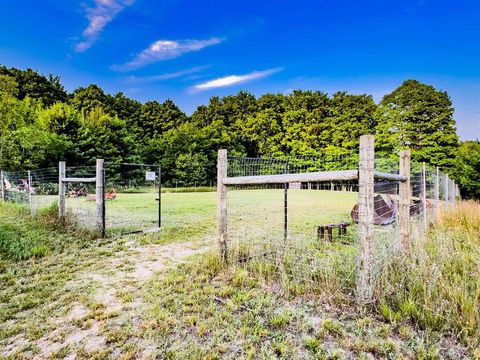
[104,163,161,235]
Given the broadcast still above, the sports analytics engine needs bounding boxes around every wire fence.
[105,163,160,235]
[226,155,359,297]
[222,147,458,300]
[0,142,459,297]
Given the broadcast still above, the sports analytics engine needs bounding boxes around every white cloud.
[190,68,283,92]
[124,65,210,83]
[114,38,223,71]
[75,0,134,52]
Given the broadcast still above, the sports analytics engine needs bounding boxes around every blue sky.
[0,0,479,140]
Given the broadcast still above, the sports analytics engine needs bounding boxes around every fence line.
[0,161,163,237]
[216,135,459,305]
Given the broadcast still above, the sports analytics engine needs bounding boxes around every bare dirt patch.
[1,238,211,358]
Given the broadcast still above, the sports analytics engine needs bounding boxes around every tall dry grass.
[376,201,480,347]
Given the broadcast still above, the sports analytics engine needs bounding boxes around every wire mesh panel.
[366,154,401,280]
[64,165,97,230]
[105,163,160,235]
[226,156,359,296]
[2,170,30,206]
[30,167,59,213]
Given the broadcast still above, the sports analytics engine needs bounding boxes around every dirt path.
[1,238,211,359]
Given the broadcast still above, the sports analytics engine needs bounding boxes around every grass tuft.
[376,201,480,347]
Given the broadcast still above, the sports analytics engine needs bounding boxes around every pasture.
[32,189,357,237]
[1,190,478,358]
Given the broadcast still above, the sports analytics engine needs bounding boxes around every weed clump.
[0,203,96,260]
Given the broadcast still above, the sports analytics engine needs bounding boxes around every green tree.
[191,91,257,156]
[109,92,142,134]
[0,78,43,170]
[174,153,209,186]
[70,84,112,116]
[0,74,19,96]
[78,107,136,164]
[0,66,67,105]
[323,92,376,150]
[376,80,458,169]
[38,102,82,138]
[453,141,480,200]
[137,100,187,141]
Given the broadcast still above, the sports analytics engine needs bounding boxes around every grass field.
[31,189,357,237]
[1,191,478,358]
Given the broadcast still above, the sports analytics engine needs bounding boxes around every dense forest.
[0,65,478,198]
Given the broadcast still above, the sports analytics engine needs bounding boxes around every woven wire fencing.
[30,167,59,213]
[226,154,359,297]
[224,152,457,298]
[2,170,31,208]
[370,154,402,280]
[63,165,97,230]
[1,166,97,232]
[104,163,160,235]
[2,167,60,215]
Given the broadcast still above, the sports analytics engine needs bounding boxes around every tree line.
[0,65,478,198]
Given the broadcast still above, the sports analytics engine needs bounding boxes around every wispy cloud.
[113,38,224,71]
[190,67,283,92]
[123,65,211,83]
[75,0,134,52]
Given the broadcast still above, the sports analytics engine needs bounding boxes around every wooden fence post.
[434,167,439,222]
[96,159,105,237]
[59,161,66,220]
[356,135,375,305]
[399,150,411,250]
[217,149,228,263]
[0,170,4,204]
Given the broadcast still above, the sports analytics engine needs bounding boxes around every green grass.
[0,203,94,260]
[376,201,480,348]
[1,192,478,358]
[138,252,470,359]
[36,188,356,238]
[0,191,220,358]
[0,204,114,343]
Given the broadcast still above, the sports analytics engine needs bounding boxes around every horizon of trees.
[0,65,478,199]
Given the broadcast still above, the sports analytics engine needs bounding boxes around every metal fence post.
[356,135,375,305]
[96,159,105,237]
[445,174,449,202]
[284,161,288,242]
[422,162,427,232]
[59,161,66,220]
[434,167,439,222]
[158,166,162,228]
[28,170,32,215]
[0,170,4,204]
[217,149,228,263]
[399,150,411,250]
